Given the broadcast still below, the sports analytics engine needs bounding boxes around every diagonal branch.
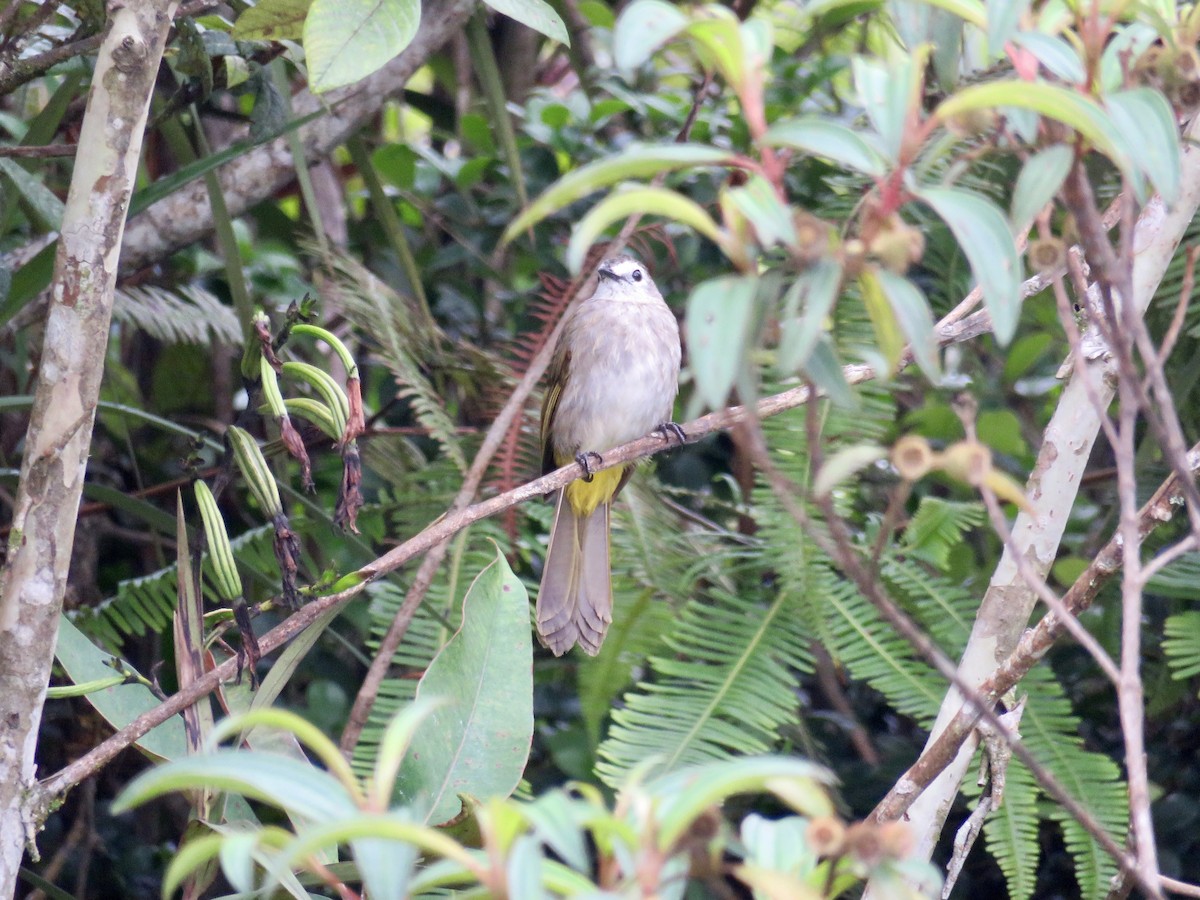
[870,441,1200,824]
[37,370,883,807]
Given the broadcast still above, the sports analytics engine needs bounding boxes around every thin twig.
[871,441,1200,824]
[1162,876,1200,898]
[0,144,77,158]
[978,488,1122,686]
[1156,245,1197,367]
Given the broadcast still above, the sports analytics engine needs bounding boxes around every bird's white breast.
[550,296,681,457]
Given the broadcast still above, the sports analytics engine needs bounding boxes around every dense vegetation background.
[3,0,1200,897]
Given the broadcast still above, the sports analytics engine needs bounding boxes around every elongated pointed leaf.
[1010,144,1072,232]
[762,118,887,176]
[725,176,796,248]
[1011,32,1086,84]
[686,12,746,91]
[918,186,1021,344]
[687,275,758,411]
[304,0,420,93]
[804,337,855,408]
[502,144,734,243]
[987,0,1030,57]
[936,82,1128,175]
[0,158,64,230]
[55,616,187,761]
[613,0,689,72]
[777,260,842,375]
[858,269,906,371]
[852,55,922,161]
[874,269,940,377]
[566,186,725,273]
[1106,88,1180,204]
[114,751,357,822]
[484,0,568,44]
[652,756,834,848]
[397,548,533,824]
[232,0,311,40]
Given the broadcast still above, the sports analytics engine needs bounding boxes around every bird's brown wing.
[540,345,572,476]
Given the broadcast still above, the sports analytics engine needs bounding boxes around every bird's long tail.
[536,489,612,656]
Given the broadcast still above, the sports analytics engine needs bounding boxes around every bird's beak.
[597,263,615,281]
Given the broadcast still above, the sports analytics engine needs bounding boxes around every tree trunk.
[0,2,177,892]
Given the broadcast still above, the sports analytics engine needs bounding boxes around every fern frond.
[578,481,723,748]
[821,569,947,725]
[880,558,978,654]
[326,250,484,472]
[595,560,811,786]
[487,270,573,538]
[113,283,241,346]
[976,751,1041,900]
[900,497,986,571]
[71,524,277,650]
[1146,551,1200,599]
[1163,610,1200,680]
[1018,667,1127,898]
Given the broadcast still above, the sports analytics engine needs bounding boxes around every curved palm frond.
[595,545,811,786]
[72,523,277,650]
[114,283,242,346]
[1163,610,1200,680]
[577,481,709,748]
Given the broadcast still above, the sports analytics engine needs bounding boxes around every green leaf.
[304,0,421,93]
[812,443,888,497]
[397,548,533,825]
[685,10,746,91]
[113,751,358,821]
[979,752,1040,900]
[922,0,986,29]
[484,0,568,44]
[1010,32,1086,84]
[803,337,855,408]
[0,242,55,325]
[986,0,1029,57]
[762,118,887,176]
[1010,144,1072,233]
[936,81,1127,173]
[652,756,834,848]
[0,157,64,231]
[565,185,725,274]
[612,0,689,72]
[54,616,187,761]
[501,143,734,243]
[917,186,1021,344]
[1098,23,1158,93]
[686,275,758,411]
[857,270,906,371]
[873,269,940,378]
[249,71,288,142]
[852,53,923,161]
[724,176,795,248]
[777,260,842,375]
[1106,88,1181,204]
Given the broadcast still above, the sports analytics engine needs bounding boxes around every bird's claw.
[656,422,687,445]
[575,451,603,482]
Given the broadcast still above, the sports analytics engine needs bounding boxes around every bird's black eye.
[631,269,643,282]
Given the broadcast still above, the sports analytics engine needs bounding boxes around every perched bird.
[537,255,683,655]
